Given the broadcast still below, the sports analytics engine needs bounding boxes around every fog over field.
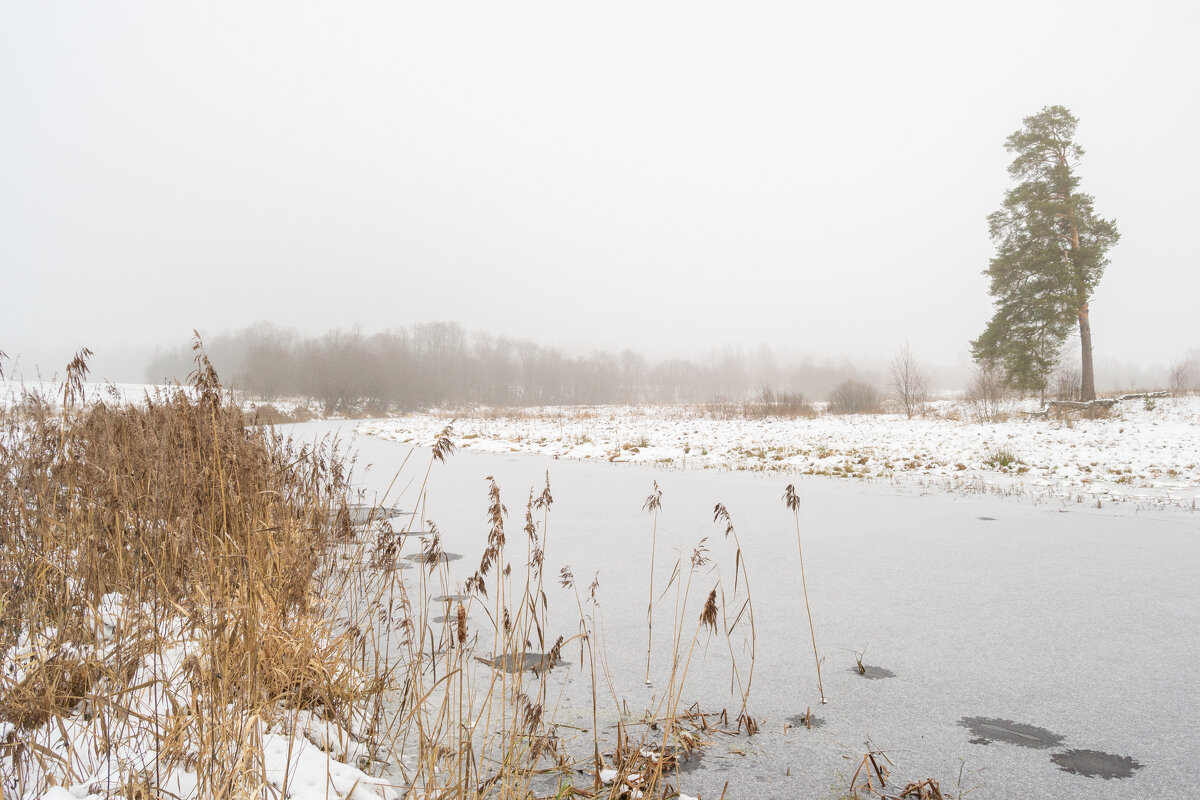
[3,5,1199,800]
[3,2,1199,390]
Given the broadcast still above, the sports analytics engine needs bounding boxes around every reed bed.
[0,345,377,799]
[0,345,769,800]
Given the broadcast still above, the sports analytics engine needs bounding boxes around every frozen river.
[289,419,1199,799]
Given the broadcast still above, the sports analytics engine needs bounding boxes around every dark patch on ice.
[977,516,997,521]
[431,615,449,624]
[1050,749,1142,779]
[433,594,469,604]
[403,551,463,565]
[480,652,562,673]
[959,717,1064,749]
[676,748,705,774]
[851,664,896,680]
[786,712,825,729]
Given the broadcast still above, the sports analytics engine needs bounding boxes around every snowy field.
[0,381,168,407]
[359,395,1200,508]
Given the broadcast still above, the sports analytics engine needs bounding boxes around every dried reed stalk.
[784,484,825,704]
[643,481,662,685]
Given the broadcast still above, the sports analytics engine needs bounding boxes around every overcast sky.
[2,1,1197,381]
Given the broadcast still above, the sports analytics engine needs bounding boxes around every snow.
[22,728,394,800]
[0,380,323,420]
[3,593,394,800]
[359,395,1200,507]
[8,395,1198,799]
[260,732,396,800]
[0,382,174,409]
[292,418,1198,799]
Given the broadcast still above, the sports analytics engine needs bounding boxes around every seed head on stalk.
[783,483,825,704]
[643,481,663,685]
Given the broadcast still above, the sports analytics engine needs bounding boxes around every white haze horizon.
[3,2,1198,390]
[0,320,1180,397]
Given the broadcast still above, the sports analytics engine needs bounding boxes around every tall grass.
[643,481,662,686]
[1,343,364,798]
[704,386,816,420]
[2,343,763,799]
[784,484,825,704]
[712,503,755,723]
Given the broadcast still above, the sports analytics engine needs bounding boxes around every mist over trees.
[144,322,887,412]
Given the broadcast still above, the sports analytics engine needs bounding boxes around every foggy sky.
[3,1,1198,383]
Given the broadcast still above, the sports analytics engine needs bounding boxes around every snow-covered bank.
[6,595,395,800]
[360,396,1200,508]
[0,386,398,800]
[0,380,324,422]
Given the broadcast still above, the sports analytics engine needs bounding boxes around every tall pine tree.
[973,106,1119,400]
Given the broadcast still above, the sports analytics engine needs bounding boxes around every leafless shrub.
[1169,359,1192,394]
[1051,364,1081,401]
[828,379,882,415]
[703,395,741,420]
[964,362,1012,422]
[747,385,816,418]
[889,344,928,418]
[247,403,315,425]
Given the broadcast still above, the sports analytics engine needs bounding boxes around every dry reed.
[1,343,784,800]
[642,481,662,686]
[784,484,826,704]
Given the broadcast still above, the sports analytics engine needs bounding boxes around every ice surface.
[297,417,1200,800]
[12,403,1195,799]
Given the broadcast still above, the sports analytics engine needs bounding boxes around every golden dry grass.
[0,344,368,798]
[0,343,813,800]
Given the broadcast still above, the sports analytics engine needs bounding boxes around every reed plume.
[713,502,756,718]
[784,483,825,703]
[643,480,662,684]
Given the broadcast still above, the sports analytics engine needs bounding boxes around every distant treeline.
[145,322,883,412]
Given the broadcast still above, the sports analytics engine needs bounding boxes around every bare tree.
[145,322,900,412]
[1050,363,1081,401]
[964,362,1010,423]
[889,343,928,418]
[1169,359,1191,394]
[828,379,882,415]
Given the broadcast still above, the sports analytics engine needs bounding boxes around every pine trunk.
[1078,302,1096,401]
